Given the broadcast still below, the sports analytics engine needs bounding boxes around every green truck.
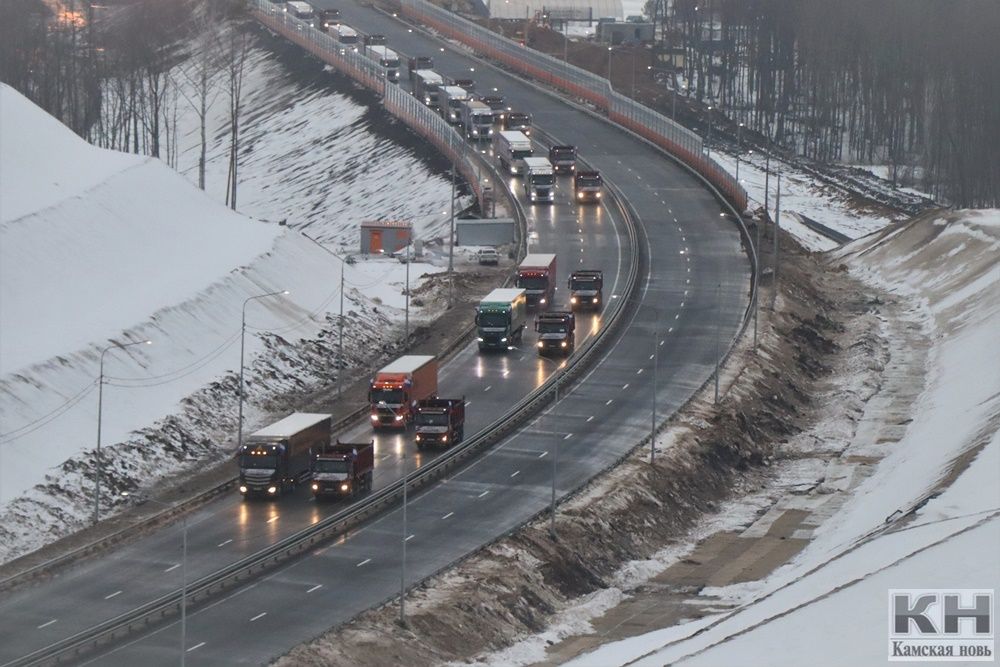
[476,288,528,351]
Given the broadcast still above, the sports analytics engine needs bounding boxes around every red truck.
[369,355,438,429]
[414,398,466,449]
[516,253,557,308]
[310,440,374,499]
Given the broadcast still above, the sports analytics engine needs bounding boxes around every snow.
[563,210,1000,666]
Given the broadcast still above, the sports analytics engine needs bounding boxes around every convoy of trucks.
[549,145,577,174]
[517,253,558,308]
[369,355,439,429]
[461,99,495,140]
[535,311,576,356]
[574,170,603,203]
[413,69,445,108]
[568,269,604,310]
[440,86,471,124]
[310,440,375,499]
[414,398,466,449]
[476,288,528,351]
[238,413,332,499]
[523,157,556,204]
[494,130,533,175]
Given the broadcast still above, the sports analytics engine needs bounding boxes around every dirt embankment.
[275,216,890,666]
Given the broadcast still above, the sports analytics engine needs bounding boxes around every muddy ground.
[274,213,897,666]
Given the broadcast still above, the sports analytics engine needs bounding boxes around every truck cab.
[535,311,576,356]
[318,8,340,29]
[439,86,470,124]
[493,130,533,176]
[413,70,445,108]
[568,269,604,310]
[502,111,532,136]
[238,413,332,499]
[479,94,510,123]
[574,170,603,203]
[330,23,358,50]
[462,99,495,140]
[369,355,438,429]
[476,288,528,351]
[516,253,557,308]
[368,45,400,82]
[414,398,466,449]
[285,1,315,26]
[523,157,555,204]
[407,56,434,82]
[549,145,577,174]
[310,441,374,499]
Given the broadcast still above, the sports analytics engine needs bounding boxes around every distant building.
[360,220,412,255]
[597,18,654,44]
[485,0,622,22]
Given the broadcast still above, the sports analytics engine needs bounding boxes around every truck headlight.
[500,337,507,343]
[570,296,578,304]
[561,341,568,347]
[577,192,584,199]
[239,485,247,494]
[540,298,547,304]
[267,486,277,495]
[596,192,602,198]
[510,167,517,174]
[312,483,319,491]
[370,414,378,421]
[415,434,421,441]
[593,297,599,303]
[537,341,544,348]
[395,414,404,422]
[341,483,349,492]
[477,337,484,342]
[442,435,447,442]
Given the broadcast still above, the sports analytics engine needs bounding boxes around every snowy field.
[0,45,463,562]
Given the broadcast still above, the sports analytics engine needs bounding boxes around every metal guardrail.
[8,177,640,667]
[397,0,748,213]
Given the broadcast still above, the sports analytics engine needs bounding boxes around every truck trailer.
[369,355,438,428]
[461,99,495,140]
[414,398,466,449]
[413,69,445,108]
[574,170,603,203]
[476,288,528,351]
[535,311,576,356]
[516,253,558,308]
[523,156,555,204]
[310,440,374,499]
[238,412,332,499]
[568,269,604,310]
[493,130,532,176]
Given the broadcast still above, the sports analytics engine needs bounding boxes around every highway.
[0,5,749,666]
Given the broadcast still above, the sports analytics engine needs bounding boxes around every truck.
[285,0,315,24]
[501,111,532,136]
[461,99,495,140]
[493,130,532,176]
[310,440,374,499]
[568,269,604,310]
[574,170,603,203]
[407,56,434,82]
[523,156,555,204]
[369,355,438,429]
[549,145,577,174]
[414,398,466,449]
[367,45,400,82]
[439,85,470,124]
[238,412,332,499]
[476,288,528,351]
[318,8,340,29]
[329,23,359,50]
[516,253,557,308]
[413,69,445,108]
[535,311,576,356]
[451,77,475,93]
[479,94,510,123]
[363,33,386,48]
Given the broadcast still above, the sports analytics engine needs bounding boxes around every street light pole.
[404,238,411,346]
[706,105,713,156]
[714,282,722,404]
[550,375,559,540]
[400,437,409,627]
[650,328,658,464]
[607,46,612,81]
[338,260,346,397]
[449,160,456,307]
[239,290,287,451]
[94,339,151,525]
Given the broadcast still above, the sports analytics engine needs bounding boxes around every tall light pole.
[404,237,411,346]
[650,328,658,464]
[338,258,346,397]
[535,355,565,540]
[94,339,151,525]
[714,281,722,404]
[607,46,613,81]
[772,174,782,310]
[379,400,410,628]
[449,158,456,307]
[238,290,287,450]
[706,105,714,156]
[123,493,187,664]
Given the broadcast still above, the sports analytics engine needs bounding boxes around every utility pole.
[337,259,345,397]
[550,376,559,540]
[404,238,410,346]
[714,283,721,404]
[399,439,408,628]
[772,174,781,310]
[764,153,771,219]
[753,217,760,351]
[449,161,456,307]
[650,328,658,464]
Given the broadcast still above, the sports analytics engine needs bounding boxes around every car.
[476,248,500,266]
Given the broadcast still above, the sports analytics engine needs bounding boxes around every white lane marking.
[538,451,548,458]
[606,399,613,405]
[586,415,594,422]
[37,619,57,629]
[563,433,572,440]
[510,470,520,478]
[637,368,644,375]
[675,314,680,319]
[484,385,492,392]
[519,355,525,361]
[217,539,233,547]
[104,591,122,600]
[267,516,279,524]
[622,383,630,390]
[478,490,490,498]
[442,511,454,519]
[187,642,206,653]
[164,564,180,573]
[668,327,674,333]
[357,558,371,567]
[464,401,472,407]
[250,612,267,622]
[307,584,323,594]
[649,354,655,360]
[681,301,685,307]
[406,534,415,542]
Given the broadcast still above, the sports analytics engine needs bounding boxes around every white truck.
[329,23,359,50]
[523,156,555,204]
[285,0,315,25]
[461,99,495,140]
[439,86,470,124]
[413,70,445,108]
[367,45,400,83]
[493,130,533,176]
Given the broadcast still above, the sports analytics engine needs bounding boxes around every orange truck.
[369,355,438,429]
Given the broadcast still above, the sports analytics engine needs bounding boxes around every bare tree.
[221,6,251,211]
